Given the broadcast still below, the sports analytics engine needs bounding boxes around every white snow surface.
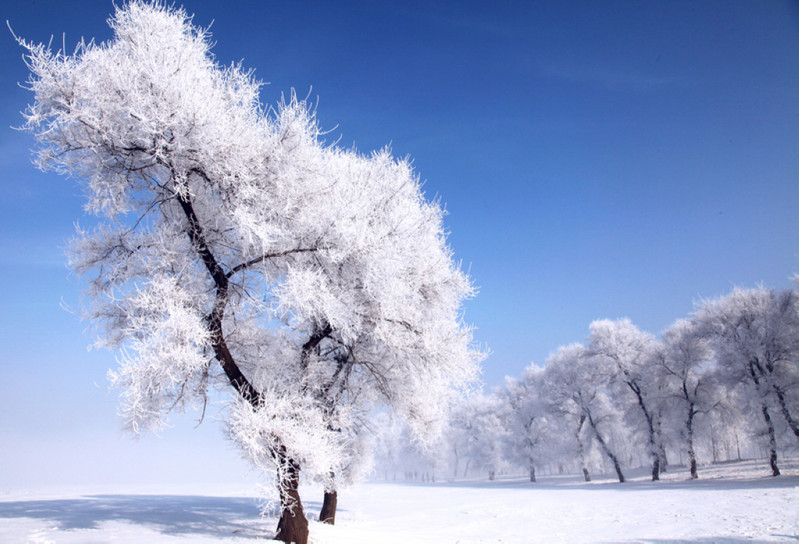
[1,459,797,543]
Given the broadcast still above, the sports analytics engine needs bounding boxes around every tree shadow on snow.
[0,494,324,539]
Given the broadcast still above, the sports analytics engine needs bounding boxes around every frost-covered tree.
[658,318,717,479]
[694,286,799,476]
[447,393,508,480]
[370,415,443,483]
[441,396,476,479]
[544,343,627,483]
[18,2,479,541]
[587,319,665,481]
[500,365,550,482]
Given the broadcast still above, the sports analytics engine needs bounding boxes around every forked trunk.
[319,490,337,525]
[751,366,780,477]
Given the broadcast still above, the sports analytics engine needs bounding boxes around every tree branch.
[227,247,322,279]
[175,179,261,408]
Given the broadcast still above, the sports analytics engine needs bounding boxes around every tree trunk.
[275,459,309,544]
[529,465,536,483]
[626,380,659,481]
[319,490,337,525]
[749,363,780,477]
[576,415,591,482]
[658,444,668,474]
[488,470,495,481]
[586,411,625,483]
[773,385,799,441]
[651,456,661,481]
[176,189,310,542]
[685,403,698,479]
[608,452,625,483]
[761,403,781,477]
[710,434,718,463]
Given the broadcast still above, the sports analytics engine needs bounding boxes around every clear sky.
[1,0,798,488]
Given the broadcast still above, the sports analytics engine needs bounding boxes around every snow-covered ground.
[2,459,797,543]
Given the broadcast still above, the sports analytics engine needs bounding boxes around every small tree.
[18,2,479,541]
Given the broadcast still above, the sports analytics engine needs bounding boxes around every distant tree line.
[374,284,799,482]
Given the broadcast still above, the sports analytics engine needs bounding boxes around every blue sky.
[1,0,798,487]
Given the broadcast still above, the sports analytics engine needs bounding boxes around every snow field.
[1,459,797,543]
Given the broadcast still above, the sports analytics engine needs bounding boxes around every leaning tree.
[657,318,716,479]
[18,2,480,542]
[587,318,666,481]
[543,343,627,483]
[694,286,799,477]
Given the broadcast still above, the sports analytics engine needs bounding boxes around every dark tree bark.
[773,385,799,441]
[685,401,698,479]
[658,442,668,474]
[576,415,591,482]
[275,456,309,544]
[625,379,660,481]
[650,456,661,481]
[178,184,310,542]
[529,465,536,483]
[586,411,625,483]
[762,403,781,477]
[319,491,337,525]
[748,361,780,477]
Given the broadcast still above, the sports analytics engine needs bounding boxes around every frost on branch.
[19,0,481,510]
[108,274,212,434]
[228,390,340,481]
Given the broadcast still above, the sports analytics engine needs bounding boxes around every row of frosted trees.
[374,285,799,482]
